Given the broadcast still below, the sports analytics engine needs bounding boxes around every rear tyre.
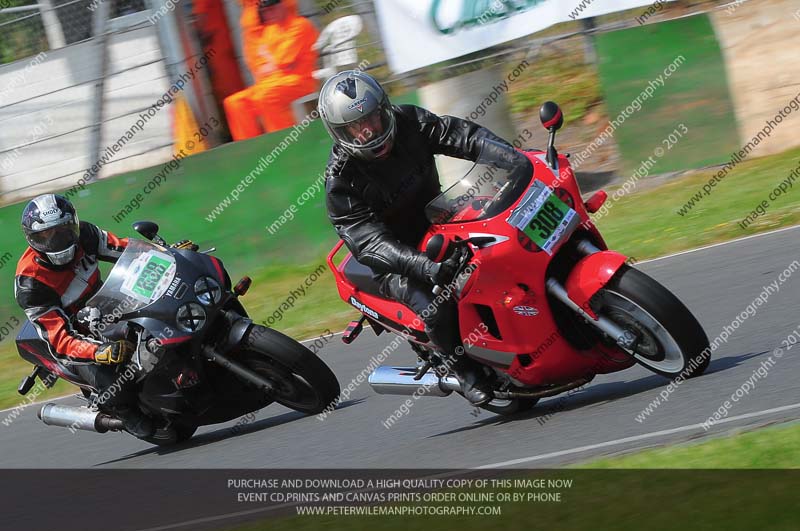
[139,421,198,447]
[596,266,710,379]
[479,398,539,416]
[240,325,340,415]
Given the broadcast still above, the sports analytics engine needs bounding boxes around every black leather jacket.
[325,104,507,282]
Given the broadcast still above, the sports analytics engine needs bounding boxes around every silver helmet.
[21,194,80,265]
[318,70,396,160]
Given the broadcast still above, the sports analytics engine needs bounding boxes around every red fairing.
[564,251,629,319]
[520,152,610,249]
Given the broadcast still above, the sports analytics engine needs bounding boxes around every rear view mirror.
[584,190,608,213]
[132,221,160,241]
[539,101,563,131]
[425,234,452,262]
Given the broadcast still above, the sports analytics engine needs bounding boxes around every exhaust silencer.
[368,366,461,397]
[38,403,123,433]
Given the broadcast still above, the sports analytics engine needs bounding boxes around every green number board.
[507,182,578,254]
[523,193,573,252]
[131,255,172,301]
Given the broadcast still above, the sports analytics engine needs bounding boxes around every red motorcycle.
[327,102,710,415]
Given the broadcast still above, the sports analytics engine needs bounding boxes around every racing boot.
[449,356,493,407]
[424,301,493,406]
[113,406,155,438]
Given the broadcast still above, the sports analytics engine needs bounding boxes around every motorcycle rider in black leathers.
[319,70,509,405]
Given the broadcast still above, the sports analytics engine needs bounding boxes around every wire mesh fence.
[0,3,50,65]
[0,0,175,203]
[0,0,113,65]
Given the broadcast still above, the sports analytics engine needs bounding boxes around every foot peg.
[18,375,36,396]
[413,360,433,381]
[18,367,41,396]
[342,317,366,344]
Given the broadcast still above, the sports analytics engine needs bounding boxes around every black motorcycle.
[16,222,340,446]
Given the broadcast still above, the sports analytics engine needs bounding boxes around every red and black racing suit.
[14,221,130,400]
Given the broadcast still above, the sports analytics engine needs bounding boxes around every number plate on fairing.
[507,181,579,254]
[121,251,176,304]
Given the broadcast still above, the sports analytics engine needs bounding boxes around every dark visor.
[29,224,79,252]
[333,107,392,146]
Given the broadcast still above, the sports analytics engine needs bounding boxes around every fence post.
[581,16,597,65]
[172,8,223,147]
[37,0,66,50]
[149,0,221,148]
[87,0,110,188]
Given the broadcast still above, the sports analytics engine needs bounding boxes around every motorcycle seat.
[342,256,383,296]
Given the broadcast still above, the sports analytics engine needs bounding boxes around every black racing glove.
[94,340,135,365]
[422,249,461,287]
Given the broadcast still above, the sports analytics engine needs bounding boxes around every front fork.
[201,309,275,393]
[545,241,638,351]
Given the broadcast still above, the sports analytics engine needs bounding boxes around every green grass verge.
[593,146,800,259]
[0,92,421,318]
[581,421,800,469]
[509,45,602,122]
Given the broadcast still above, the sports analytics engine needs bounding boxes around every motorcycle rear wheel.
[596,265,711,378]
[480,398,539,416]
[139,421,198,447]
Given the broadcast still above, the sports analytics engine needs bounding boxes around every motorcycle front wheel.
[595,266,711,379]
[239,325,340,415]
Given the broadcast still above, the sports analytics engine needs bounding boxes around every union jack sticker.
[513,305,538,317]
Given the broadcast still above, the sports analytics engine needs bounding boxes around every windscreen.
[85,239,177,321]
[424,139,533,224]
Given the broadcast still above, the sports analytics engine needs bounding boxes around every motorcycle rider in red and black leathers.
[319,71,509,406]
[14,194,154,436]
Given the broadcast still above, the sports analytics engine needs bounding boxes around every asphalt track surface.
[1,227,799,470]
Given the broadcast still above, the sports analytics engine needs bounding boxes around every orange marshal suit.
[224,0,319,139]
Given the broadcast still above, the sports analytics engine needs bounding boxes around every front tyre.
[596,266,710,379]
[240,325,340,415]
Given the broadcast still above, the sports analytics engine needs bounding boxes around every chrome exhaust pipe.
[368,366,461,397]
[38,403,123,433]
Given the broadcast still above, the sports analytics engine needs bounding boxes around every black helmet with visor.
[21,194,80,266]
